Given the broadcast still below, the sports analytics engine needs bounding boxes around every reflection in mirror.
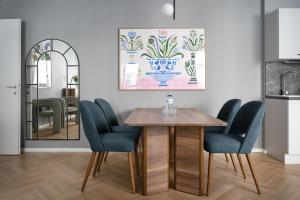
[53,40,69,53]
[65,48,78,65]
[34,39,51,54]
[25,39,80,140]
[34,52,52,88]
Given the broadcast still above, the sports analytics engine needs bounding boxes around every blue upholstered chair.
[95,98,141,134]
[80,100,139,193]
[94,98,141,161]
[205,101,265,195]
[205,99,241,170]
[205,99,241,134]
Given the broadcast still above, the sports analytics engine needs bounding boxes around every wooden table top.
[124,108,227,127]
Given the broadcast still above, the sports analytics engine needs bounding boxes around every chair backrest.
[80,100,111,151]
[217,99,241,133]
[95,98,119,126]
[228,101,266,154]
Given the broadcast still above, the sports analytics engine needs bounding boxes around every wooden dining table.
[124,108,227,196]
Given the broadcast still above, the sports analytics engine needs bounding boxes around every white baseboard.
[252,148,265,153]
[22,148,91,152]
[22,148,265,153]
[285,154,300,164]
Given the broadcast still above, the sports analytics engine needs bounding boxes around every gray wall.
[265,0,300,14]
[0,0,265,149]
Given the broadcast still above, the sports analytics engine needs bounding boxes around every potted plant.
[69,75,79,96]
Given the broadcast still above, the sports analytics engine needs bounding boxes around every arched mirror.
[25,39,80,140]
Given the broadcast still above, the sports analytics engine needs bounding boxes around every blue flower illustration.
[128,31,137,40]
[120,31,144,52]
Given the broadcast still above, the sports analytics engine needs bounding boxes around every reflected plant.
[182,30,204,51]
[32,42,51,61]
[34,42,51,52]
[71,75,79,84]
[32,52,51,61]
[141,30,184,59]
[120,31,144,52]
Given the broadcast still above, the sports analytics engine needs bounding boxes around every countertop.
[265,95,300,100]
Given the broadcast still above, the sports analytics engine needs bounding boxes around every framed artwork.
[119,28,205,90]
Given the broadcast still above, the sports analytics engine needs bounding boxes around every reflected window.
[34,52,52,88]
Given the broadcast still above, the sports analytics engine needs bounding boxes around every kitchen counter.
[266,95,300,100]
[265,98,300,164]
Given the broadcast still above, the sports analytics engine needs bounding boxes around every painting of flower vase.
[119,28,205,90]
[146,58,181,86]
[141,32,183,87]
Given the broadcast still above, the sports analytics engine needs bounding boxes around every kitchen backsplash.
[266,62,300,95]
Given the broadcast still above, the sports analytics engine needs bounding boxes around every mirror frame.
[25,39,80,140]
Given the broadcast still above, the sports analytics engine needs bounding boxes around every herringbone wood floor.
[0,152,299,200]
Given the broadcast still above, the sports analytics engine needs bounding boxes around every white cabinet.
[265,8,300,61]
[265,98,300,164]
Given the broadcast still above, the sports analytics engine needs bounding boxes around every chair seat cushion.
[101,132,137,152]
[112,125,141,141]
[204,133,243,153]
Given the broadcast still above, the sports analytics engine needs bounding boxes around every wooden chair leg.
[134,149,139,177]
[138,138,142,159]
[93,152,101,177]
[137,137,142,153]
[97,152,105,172]
[246,154,261,194]
[229,153,237,172]
[94,152,102,172]
[237,154,246,179]
[206,153,213,196]
[81,152,96,192]
[224,153,229,162]
[104,151,109,162]
[128,152,136,194]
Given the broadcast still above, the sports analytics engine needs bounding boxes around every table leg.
[169,126,175,189]
[199,126,204,196]
[175,126,204,196]
[142,126,169,195]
